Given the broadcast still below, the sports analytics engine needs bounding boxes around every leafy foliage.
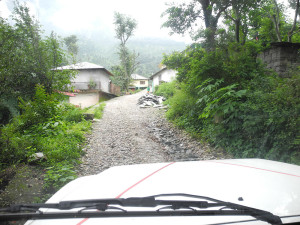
[0,85,91,167]
[64,35,79,62]
[111,46,139,91]
[154,80,177,99]
[161,42,300,164]
[163,0,300,49]
[0,2,76,123]
[162,0,231,50]
[44,163,77,192]
[111,12,139,91]
[208,73,300,164]
[113,12,137,46]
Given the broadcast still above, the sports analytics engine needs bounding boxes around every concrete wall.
[69,92,100,108]
[152,69,176,90]
[258,42,300,77]
[72,69,111,92]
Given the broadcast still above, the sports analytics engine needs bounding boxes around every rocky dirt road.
[78,90,227,177]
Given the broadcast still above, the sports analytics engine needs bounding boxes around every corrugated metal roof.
[131,74,148,80]
[56,62,105,70]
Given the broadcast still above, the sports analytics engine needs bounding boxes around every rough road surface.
[78,90,227,177]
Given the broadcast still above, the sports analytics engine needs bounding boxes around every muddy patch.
[0,164,45,207]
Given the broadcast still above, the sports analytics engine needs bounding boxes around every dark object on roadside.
[83,113,94,120]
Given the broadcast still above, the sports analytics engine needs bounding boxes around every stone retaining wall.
[257,42,300,77]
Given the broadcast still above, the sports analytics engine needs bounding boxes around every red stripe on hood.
[210,161,300,178]
[77,162,176,225]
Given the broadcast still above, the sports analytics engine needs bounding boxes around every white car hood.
[26,159,300,224]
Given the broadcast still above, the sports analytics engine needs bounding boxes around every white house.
[129,74,149,90]
[149,67,177,91]
[56,62,119,108]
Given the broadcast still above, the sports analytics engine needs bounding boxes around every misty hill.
[77,35,186,77]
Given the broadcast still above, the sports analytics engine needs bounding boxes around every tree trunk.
[288,0,300,42]
[200,0,212,28]
[235,19,240,43]
[272,0,282,42]
[232,4,241,43]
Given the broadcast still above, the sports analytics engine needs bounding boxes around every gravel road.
[77,90,227,177]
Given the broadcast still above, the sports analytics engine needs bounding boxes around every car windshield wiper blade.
[0,193,282,225]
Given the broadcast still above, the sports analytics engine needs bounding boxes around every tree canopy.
[64,35,79,62]
[162,0,300,50]
[0,1,75,123]
[113,12,137,46]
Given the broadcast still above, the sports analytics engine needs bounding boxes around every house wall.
[72,69,111,93]
[131,79,149,88]
[69,92,100,108]
[152,69,176,90]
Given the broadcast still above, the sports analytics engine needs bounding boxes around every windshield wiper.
[0,193,282,224]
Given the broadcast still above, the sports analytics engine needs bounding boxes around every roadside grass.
[41,102,106,195]
[83,103,106,119]
[0,86,109,202]
[94,103,106,119]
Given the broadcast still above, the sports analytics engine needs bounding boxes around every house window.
[140,81,145,85]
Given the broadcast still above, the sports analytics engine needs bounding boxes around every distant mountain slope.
[128,38,186,77]
[77,35,186,77]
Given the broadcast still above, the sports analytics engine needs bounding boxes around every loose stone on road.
[78,90,227,177]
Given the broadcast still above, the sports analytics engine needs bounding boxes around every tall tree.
[114,12,137,47]
[270,0,283,42]
[224,0,259,44]
[0,1,75,119]
[244,0,285,44]
[64,35,79,62]
[162,0,231,50]
[112,12,138,91]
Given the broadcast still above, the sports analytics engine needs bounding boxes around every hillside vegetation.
[0,3,105,198]
[156,0,300,165]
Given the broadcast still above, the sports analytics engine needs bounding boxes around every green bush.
[44,163,77,192]
[60,103,84,123]
[154,80,177,99]
[163,44,300,165]
[0,122,34,166]
[235,73,300,163]
[17,85,60,130]
[0,85,91,167]
[165,84,202,134]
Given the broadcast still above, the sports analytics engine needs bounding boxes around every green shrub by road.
[0,85,107,194]
[157,44,300,165]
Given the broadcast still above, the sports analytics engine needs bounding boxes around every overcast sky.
[0,0,192,43]
[0,0,293,44]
